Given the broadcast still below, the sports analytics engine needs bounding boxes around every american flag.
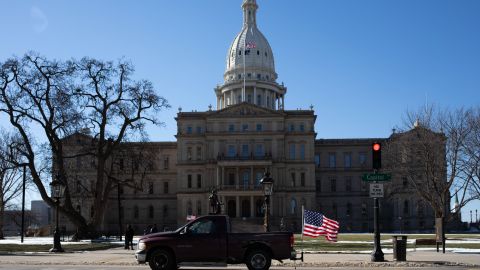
[245,42,256,49]
[303,209,339,242]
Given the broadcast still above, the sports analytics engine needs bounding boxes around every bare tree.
[0,130,25,239]
[0,52,169,238]
[386,105,479,250]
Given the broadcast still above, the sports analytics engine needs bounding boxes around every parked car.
[135,215,297,270]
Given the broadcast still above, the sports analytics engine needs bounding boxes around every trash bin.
[392,235,407,261]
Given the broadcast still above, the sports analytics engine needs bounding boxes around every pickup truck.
[135,215,296,270]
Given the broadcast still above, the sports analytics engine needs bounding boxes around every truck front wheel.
[246,249,271,270]
[148,249,176,270]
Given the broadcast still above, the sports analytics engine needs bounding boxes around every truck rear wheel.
[246,249,271,270]
[148,249,176,270]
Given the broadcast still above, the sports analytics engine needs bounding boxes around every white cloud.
[30,6,48,34]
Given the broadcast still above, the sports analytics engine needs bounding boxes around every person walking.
[125,224,134,250]
[150,224,158,234]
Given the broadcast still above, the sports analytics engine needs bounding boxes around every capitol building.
[63,0,439,234]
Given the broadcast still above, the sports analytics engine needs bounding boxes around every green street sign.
[362,173,392,182]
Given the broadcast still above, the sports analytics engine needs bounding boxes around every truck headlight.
[138,240,146,251]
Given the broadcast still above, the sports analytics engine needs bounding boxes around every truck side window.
[188,219,216,235]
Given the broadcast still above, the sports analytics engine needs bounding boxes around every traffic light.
[372,142,381,170]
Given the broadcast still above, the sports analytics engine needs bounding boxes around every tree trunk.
[0,204,4,239]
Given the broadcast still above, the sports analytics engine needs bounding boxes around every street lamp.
[260,171,273,232]
[50,175,66,253]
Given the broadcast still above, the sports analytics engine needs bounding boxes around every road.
[0,266,478,270]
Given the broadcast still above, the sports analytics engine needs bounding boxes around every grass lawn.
[0,243,120,253]
[294,233,480,251]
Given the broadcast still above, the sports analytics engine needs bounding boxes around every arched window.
[149,205,154,219]
[290,198,297,215]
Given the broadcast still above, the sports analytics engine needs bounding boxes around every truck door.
[176,217,225,262]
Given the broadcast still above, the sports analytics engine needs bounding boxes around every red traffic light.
[373,143,381,151]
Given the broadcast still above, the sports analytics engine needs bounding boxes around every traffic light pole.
[371,189,384,262]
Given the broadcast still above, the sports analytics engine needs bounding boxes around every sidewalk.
[0,247,479,268]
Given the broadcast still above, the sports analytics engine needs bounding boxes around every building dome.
[215,0,286,111]
[224,0,277,82]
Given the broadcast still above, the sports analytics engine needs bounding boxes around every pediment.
[211,102,284,117]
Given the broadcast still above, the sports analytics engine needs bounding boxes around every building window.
[316,179,321,192]
[134,206,139,219]
[346,202,352,217]
[328,153,336,168]
[228,145,236,157]
[164,182,169,194]
[187,126,192,134]
[149,205,154,219]
[291,172,296,187]
[289,144,296,159]
[266,96,270,107]
[344,153,352,168]
[187,147,192,160]
[196,146,202,160]
[345,177,352,192]
[228,124,235,132]
[289,124,295,132]
[242,144,249,157]
[290,198,297,215]
[300,144,305,160]
[257,95,262,106]
[255,144,264,157]
[330,178,336,192]
[197,201,202,216]
[255,172,263,186]
[359,152,367,166]
[300,172,306,187]
[247,94,252,103]
[148,182,154,194]
[187,175,192,188]
[164,157,169,169]
[242,124,248,132]
[243,171,250,188]
[228,173,235,186]
[402,177,408,187]
[163,205,168,217]
[300,123,305,132]
[196,126,202,134]
[197,174,202,188]
[315,154,320,167]
[187,201,193,216]
[256,124,263,131]
[404,200,409,215]
[362,203,367,217]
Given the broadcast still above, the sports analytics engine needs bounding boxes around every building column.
[221,167,225,186]
[254,87,257,105]
[250,196,255,218]
[216,166,220,186]
[282,95,285,110]
[250,166,254,188]
[236,196,240,218]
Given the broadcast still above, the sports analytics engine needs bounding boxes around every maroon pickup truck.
[135,215,296,270]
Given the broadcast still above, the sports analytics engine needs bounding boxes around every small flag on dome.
[246,42,256,49]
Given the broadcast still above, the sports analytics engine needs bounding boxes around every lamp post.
[260,171,273,232]
[50,175,66,253]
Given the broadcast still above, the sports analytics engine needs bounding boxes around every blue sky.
[1,0,479,222]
